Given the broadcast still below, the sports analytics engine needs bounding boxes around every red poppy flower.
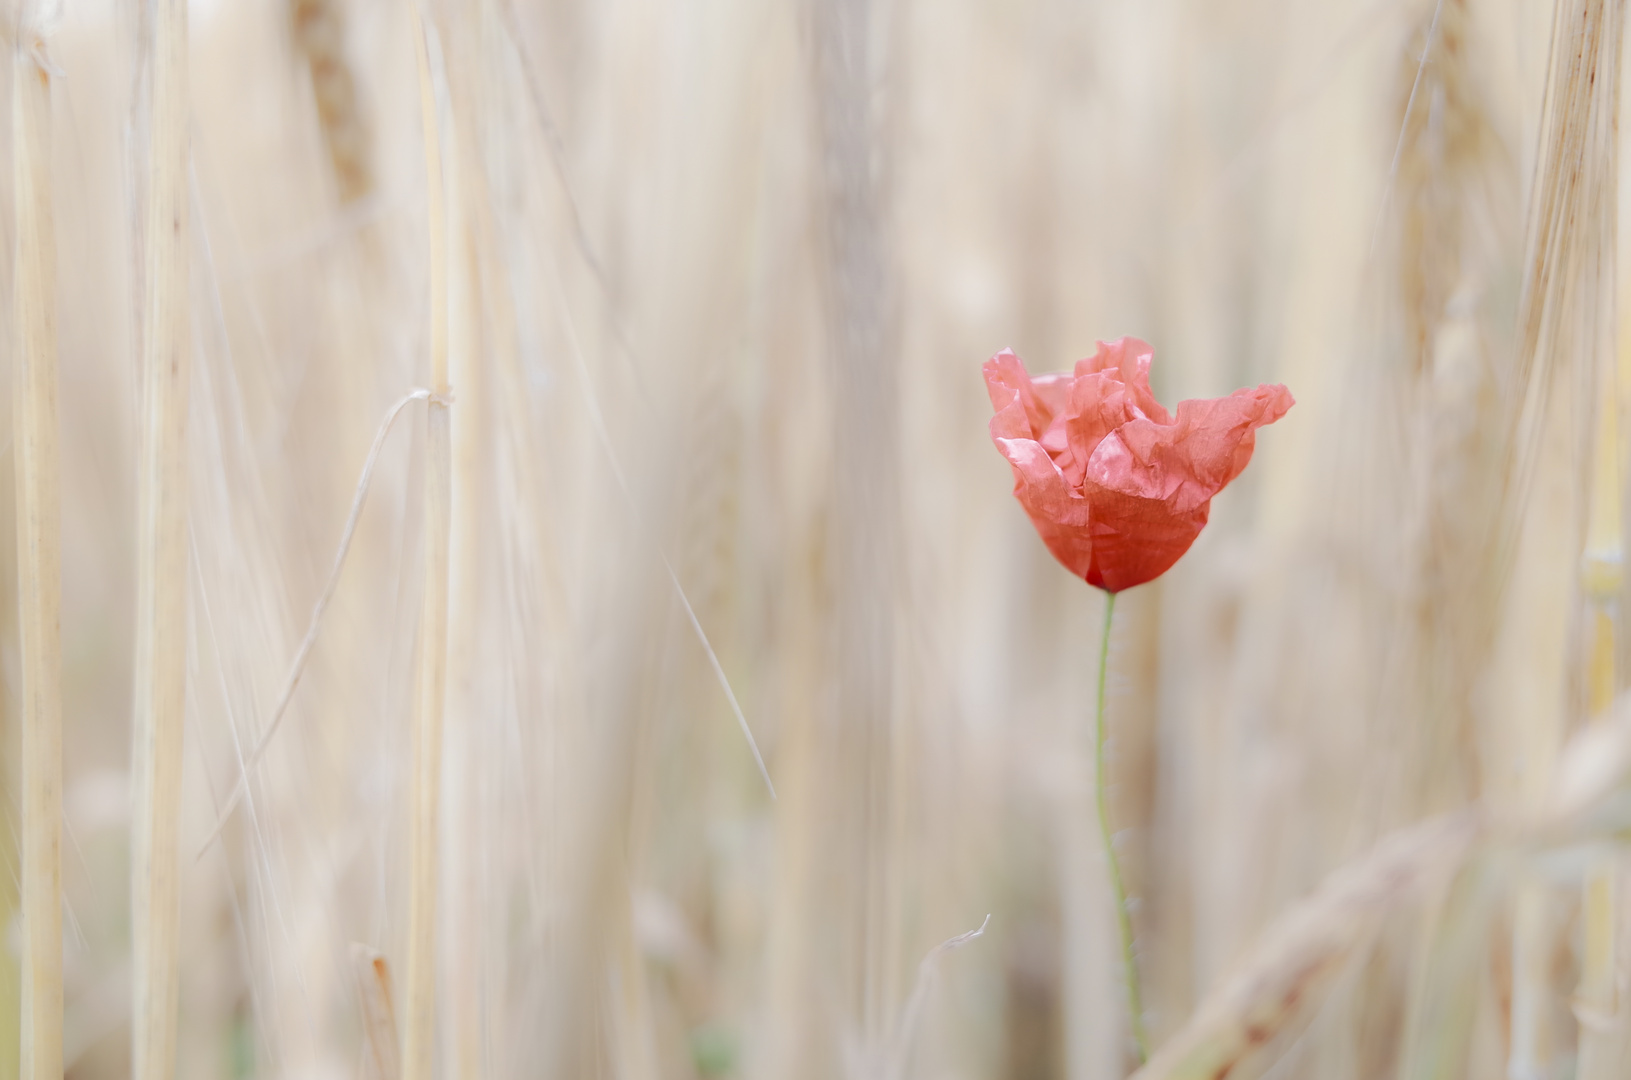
[984,337,1293,593]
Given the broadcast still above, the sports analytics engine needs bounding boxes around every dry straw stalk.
[129,1,191,1077]
[446,48,487,1080]
[1576,261,1623,1076]
[405,12,453,1080]
[1130,812,1484,1080]
[13,18,62,1080]
[1498,0,1624,1071]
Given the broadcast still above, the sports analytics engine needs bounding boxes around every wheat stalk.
[1575,75,1626,1080]
[1134,682,1631,1080]
[810,0,904,1059]
[12,17,62,1080]
[446,45,487,1080]
[129,0,191,1076]
[1130,812,1484,1080]
[1495,1,1624,1074]
[405,11,453,1080]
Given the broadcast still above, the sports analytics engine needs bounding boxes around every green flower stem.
[1095,589,1147,1063]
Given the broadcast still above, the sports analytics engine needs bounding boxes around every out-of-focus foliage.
[4,0,1630,1077]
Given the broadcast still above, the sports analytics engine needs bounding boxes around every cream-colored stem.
[1576,862,1617,1032]
[1576,608,1620,1068]
[130,0,191,1077]
[448,104,484,1080]
[405,387,451,1078]
[13,23,62,1080]
[405,13,452,1080]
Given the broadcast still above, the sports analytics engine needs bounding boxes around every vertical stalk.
[810,0,902,1058]
[130,1,191,1078]
[1578,0,1630,1064]
[1577,133,1624,1076]
[1501,0,1623,1073]
[446,32,485,1074]
[12,21,61,1080]
[1094,589,1146,1063]
[406,14,452,1080]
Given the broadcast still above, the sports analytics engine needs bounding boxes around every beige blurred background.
[6,0,1631,1076]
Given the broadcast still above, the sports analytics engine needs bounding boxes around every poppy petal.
[1081,486,1210,592]
[1171,383,1296,492]
[983,350,1069,441]
[992,435,1096,581]
[1075,337,1171,424]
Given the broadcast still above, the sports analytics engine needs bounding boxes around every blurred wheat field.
[7,0,1631,1077]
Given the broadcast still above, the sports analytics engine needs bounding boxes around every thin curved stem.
[1095,589,1147,1063]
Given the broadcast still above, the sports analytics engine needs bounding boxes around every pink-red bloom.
[984,338,1293,593]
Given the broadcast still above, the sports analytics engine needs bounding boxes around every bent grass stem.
[1095,589,1147,1063]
